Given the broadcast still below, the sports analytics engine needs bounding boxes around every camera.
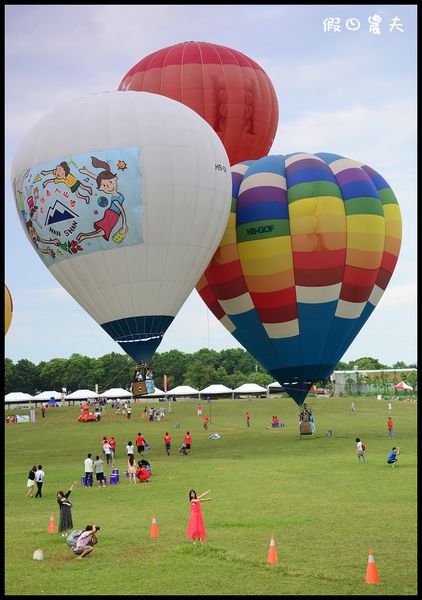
[95,526,100,531]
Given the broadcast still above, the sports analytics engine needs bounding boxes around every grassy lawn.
[5,395,417,595]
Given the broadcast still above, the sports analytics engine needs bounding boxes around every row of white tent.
[5,382,282,403]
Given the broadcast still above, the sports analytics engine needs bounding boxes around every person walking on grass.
[356,438,366,464]
[126,441,135,457]
[35,465,45,497]
[109,437,116,465]
[246,412,250,428]
[164,432,171,456]
[103,440,112,468]
[26,465,37,498]
[184,431,192,455]
[101,437,108,456]
[136,432,145,455]
[57,481,77,536]
[387,417,394,439]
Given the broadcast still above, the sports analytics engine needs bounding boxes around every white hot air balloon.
[11,91,232,362]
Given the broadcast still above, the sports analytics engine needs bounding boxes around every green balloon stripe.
[344,196,384,216]
[287,181,341,203]
[237,220,290,243]
[379,187,399,205]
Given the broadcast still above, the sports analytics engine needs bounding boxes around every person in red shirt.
[136,432,145,455]
[108,437,116,465]
[203,416,209,430]
[246,412,250,428]
[387,417,394,439]
[41,404,46,418]
[164,432,171,456]
[184,431,192,455]
[137,465,151,482]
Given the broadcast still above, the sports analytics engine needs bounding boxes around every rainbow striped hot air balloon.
[196,153,402,405]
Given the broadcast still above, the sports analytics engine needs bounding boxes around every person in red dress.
[186,489,212,543]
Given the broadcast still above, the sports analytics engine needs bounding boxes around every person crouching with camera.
[73,525,99,559]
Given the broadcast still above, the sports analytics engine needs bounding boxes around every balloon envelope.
[118,41,279,166]
[196,153,402,404]
[11,91,232,362]
[5,284,13,335]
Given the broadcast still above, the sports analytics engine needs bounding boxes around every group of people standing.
[84,453,108,487]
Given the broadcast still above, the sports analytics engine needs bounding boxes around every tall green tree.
[353,357,388,370]
[11,359,39,394]
[38,358,68,392]
[392,361,408,369]
[244,371,273,387]
[65,354,97,392]
[184,360,216,390]
[4,358,16,395]
[151,350,189,389]
[96,353,135,392]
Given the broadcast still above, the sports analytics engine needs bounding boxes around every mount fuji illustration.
[44,200,79,225]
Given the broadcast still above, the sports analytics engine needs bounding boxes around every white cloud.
[377,282,417,308]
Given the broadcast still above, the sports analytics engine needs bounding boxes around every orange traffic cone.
[150,515,159,538]
[365,549,380,583]
[48,512,57,533]
[267,534,278,564]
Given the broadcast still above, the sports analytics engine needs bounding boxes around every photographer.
[72,525,99,559]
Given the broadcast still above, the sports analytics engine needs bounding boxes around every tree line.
[4,349,417,396]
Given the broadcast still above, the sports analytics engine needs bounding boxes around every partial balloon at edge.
[196,152,402,405]
[5,284,13,336]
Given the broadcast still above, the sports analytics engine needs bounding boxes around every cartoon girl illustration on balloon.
[76,157,128,245]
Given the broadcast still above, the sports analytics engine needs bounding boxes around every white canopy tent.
[5,392,34,403]
[167,385,200,397]
[100,387,133,398]
[33,390,62,401]
[267,381,282,390]
[267,381,283,395]
[65,389,99,400]
[199,384,233,397]
[233,383,267,397]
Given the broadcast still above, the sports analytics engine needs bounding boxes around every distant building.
[330,368,417,395]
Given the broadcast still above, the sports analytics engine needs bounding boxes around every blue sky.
[5,5,417,367]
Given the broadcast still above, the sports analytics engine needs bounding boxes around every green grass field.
[5,395,417,595]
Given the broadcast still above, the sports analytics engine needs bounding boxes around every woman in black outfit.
[57,481,77,536]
